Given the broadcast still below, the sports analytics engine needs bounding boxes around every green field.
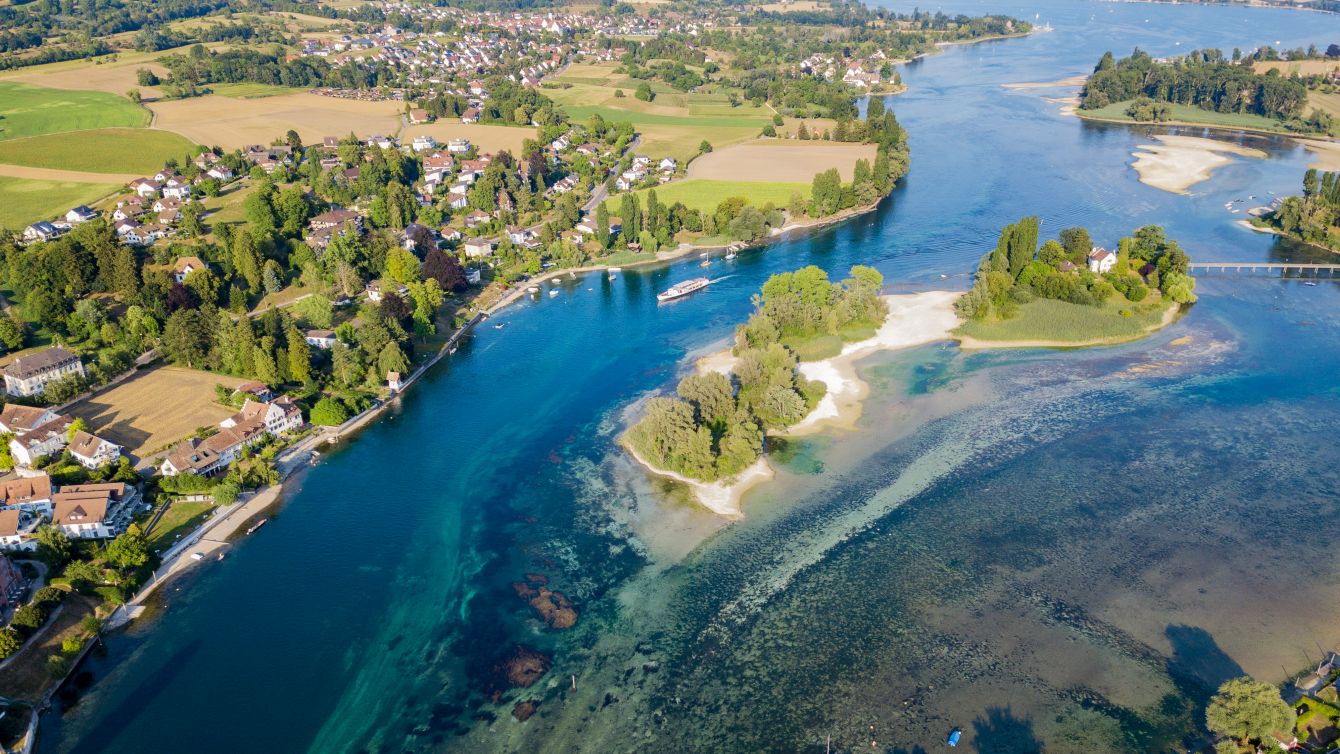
[146,500,218,552]
[0,176,118,231]
[956,298,1173,344]
[1309,90,1340,123]
[207,82,306,99]
[0,82,149,140]
[606,179,809,217]
[1078,99,1293,134]
[0,128,197,174]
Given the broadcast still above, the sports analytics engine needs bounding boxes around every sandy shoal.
[1001,75,1089,90]
[1130,134,1266,194]
[640,291,961,517]
[1299,139,1340,171]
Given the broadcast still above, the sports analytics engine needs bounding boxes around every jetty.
[1189,262,1340,277]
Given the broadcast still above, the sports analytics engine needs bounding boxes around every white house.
[220,397,304,436]
[68,430,122,470]
[64,206,98,224]
[0,474,54,516]
[464,238,496,257]
[172,255,208,284]
[447,138,472,154]
[1087,246,1116,274]
[3,347,85,398]
[305,329,337,349]
[411,135,438,152]
[23,222,62,244]
[9,416,73,468]
[52,495,111,539]
[0,510,37,551]
[0,405,58,436]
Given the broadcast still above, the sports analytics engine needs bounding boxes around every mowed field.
[1,47,182,96]
[148,92,403,149]
[687,141,878,182]
[0,128,197,174]
[0,82,148,140]
[605,178,809,216]
[401,122,538,154]
[0,176,118,231]
[548,62,775,162]
[1253,60,1340,77]
[66,366,247,459]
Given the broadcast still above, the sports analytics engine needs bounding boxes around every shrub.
[11,604,47,632]
[0,627,20,659]
[61,636,84,655]
[310,397,350,426]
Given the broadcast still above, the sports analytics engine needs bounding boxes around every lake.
[36,1,1340,752]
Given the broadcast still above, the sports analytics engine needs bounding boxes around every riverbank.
[1129,134,1267,194]
[630,291,962,517]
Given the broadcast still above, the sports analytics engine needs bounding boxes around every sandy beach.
[1129,134,1266,194]
[636,291,962,517]
[1299,138,1340,171]
[1001,75,1088,90]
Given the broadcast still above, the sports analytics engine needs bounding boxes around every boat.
[725,249,738,260]
[190,552,204,561]
[657,277,712,302]
[699,259,711,267]
[527,286,539,293]
[608,266,621,280]
[1304,281,1318,286]
[217,552,226,561]
[246,519,268,536]
[947,728,962,747]
[549,289,559,297]
[699,252,709,258]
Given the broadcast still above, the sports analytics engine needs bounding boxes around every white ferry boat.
[657,277,711,303]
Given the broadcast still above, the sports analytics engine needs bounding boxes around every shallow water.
[36,1,1340,752]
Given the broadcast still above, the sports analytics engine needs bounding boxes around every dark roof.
[5,347,80,380]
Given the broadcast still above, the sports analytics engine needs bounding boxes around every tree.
[105,523,149,569]
[66,417,89,442]
[698,140,713,154]
[232,230,264,291]
[634,81,655,101]
[287,326,312,384]
[378,341,409,378]
[294,295,334,328]
[0,628,19,659]
[33,524,72,563]
[1205,677,1294,746]
[0,314,25,351]
[677,372,735,429]
[126,88,141,104]
[310,397,350,426]
[163,309,214,367]
[421,248,467,292]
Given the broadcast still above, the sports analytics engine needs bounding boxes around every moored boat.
[947,728,962,747]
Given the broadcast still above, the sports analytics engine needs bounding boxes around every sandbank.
[1129,134,1266,194]
[635,291,962,517]
[1299,138,1340,171]
[1001,75,1088,90]
[1235,218,1283,235]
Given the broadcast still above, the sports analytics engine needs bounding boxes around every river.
[35,1,1340,752]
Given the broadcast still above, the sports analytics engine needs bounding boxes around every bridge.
[1189,262,1340,277]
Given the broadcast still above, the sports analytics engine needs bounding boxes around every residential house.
[0,405,58,436]
[305,329,337,349]
[220,397,304,437]
[1087,246,1116,274]
[129,178,160,198]
[52,484,135,540]
[23,222,62,244]
[0,511,37,552]
[0,474,54,517]
[447,138,472,154]
[172,255,209,283]
[162,178,192,200]
[234,381,274,403]
[465,267,482,285]
[161,429,254,476]
[0,555,26,605]
[9,415,73,468]
[409,107,431,124]
[67,429,122,470]
[206,165,235,182]
[460,107,481,124]
[463,237,496,257]
[64,206,98,224]
[387,371,403,393]
[463,210,490,229]
[4,347,85,398]
[411,135,438,152]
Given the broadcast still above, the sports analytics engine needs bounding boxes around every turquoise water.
[37,2,1340,752]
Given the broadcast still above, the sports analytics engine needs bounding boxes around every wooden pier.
[1189,262,1340,276]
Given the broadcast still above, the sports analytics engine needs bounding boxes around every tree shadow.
[1165,624,1245,708]
[971,706,1043,753]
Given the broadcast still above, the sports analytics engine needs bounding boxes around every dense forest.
[1261,169,1340,250]
[1081,49,1314,125]
[627,265,886,481]
[956,219,1196,322]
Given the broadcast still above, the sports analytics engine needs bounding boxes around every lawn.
[606,179,810,217]
[956,298,1173,344]
[0,82,149,140]
[0,128,196,174]
[784,323,878,362]
[1078,99,1294,134]
[0,175,118,231]
[207,82,307,99]
[66,366,246,459]
[0,592,98,703]
[146,500,219,552]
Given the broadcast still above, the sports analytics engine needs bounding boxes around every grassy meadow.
[605,179,809,217]
[0,82,149,140]
[1077,99,1293,134]
[0,176,118,231]
[207,82,307,99]
[956,298,1173,344]
[0,128,197,174]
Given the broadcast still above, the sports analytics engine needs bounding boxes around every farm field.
[0,82,149,140]
[1077,99,1293,134]
[1309,90,1340,122]
[66,366,247,459]
[207,82,308,99]
[687,141,878,182]
[605,178,809,216]
[148,92,402,149]
[0,128,197,174]
[548,62,777,162]
[1253,60,1340,77]
[401,122,538,154]
[0,176,118,231]
[0,42,235,95]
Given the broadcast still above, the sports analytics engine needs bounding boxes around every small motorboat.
[699,260,711,267]
[725,249,737,260]
[493,323,506,329]
[947,728,962,747]
[549,289,559,297]
[527,286,539,293]
[1304,281,1318,286]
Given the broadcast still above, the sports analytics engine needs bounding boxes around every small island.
[624,266,962,516]
[954,217,1195,347]
[1253,168,1340,250]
